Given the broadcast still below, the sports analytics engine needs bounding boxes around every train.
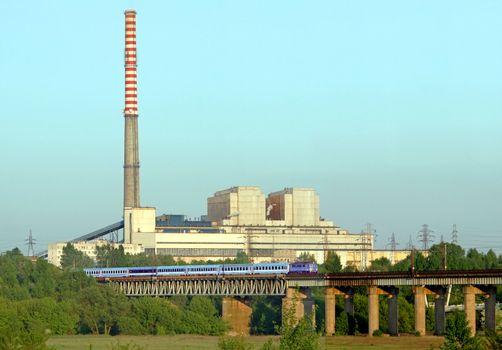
[84,261,318,279]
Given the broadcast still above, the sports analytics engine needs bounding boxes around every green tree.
[322,251,342,273]
[251,296,281,335]
[60,243,94,269]
[335,311,349,335]
[298,252,316,262]
[130,297,183,335]
[427,243,467,270]
[56,269,95,300]
[234,251,250,264]
[115,316,146,335]
[0,299,52,350]
[28,259,59,298]
[17,298,79,335]
[278,293,320,350]
[440,312,481,350]
[96,244,129,268]
[368,257,392,272]
[484,250,500,269]
[466,249,484,269]
[182,297,228,335]
[78,285,128,335]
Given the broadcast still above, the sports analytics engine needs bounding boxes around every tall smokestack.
[123,10,140,208]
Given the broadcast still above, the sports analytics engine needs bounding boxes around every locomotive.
[84,261,318,279]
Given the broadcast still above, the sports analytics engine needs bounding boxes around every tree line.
[0,242,501,349]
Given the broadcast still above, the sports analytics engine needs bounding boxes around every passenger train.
[84,261,318,279]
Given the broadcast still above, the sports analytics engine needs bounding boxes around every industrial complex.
[47,10,409,268]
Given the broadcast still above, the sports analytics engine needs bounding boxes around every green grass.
[48,335,445,350]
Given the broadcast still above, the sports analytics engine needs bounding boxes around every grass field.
[48,335,445,350]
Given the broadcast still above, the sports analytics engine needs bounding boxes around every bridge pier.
[325,288,337,336]
[283,287,314,325]
[433,287,446,335]
[387,287,399,336]
[222,297,252,335]
[325,287,355,336]
[484,285,497,332]
[368,286,400,336]
[368,286,380,336]
[414,286,427,336]
[463,285,482,336]
[344,288,355,316]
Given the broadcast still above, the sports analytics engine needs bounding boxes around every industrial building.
[124,186,379,265]
[46,10,411,269]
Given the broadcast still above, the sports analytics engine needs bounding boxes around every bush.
[335,312,349,335]
[440,312,481,350]
[115,316,146,335]
[372,329,383,337]
[251,297,281,335]
[484,329,502,350]
[260,339,277,350]
[0,321,53,350]
[218,336,253,350]
[278,297,320,350]
[108,342,145,350]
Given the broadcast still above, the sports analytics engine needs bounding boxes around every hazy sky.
[1,1,501,253]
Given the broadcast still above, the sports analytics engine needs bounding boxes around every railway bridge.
[101,269,502,336]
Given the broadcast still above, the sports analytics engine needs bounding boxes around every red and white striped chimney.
[124,10,138,114]
[123,10,140,209]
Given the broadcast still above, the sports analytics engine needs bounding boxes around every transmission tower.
[406,234,414,250]
[387,233,399,264]
[25,229,36,257]
[360,223,375,270]
[417,224,434,251]
[451,224,458,244]
[388,233,398,251]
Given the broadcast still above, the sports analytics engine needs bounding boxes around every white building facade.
[128,187,376,266]
[48,240,144,268]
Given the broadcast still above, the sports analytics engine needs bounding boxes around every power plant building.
[126,186,375,266]
[112,11,374,266]
[45,10,410,269]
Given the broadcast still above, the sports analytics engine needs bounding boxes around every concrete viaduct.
[102,269,502,336]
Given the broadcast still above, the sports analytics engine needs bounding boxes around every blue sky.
[1,1,501,253]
